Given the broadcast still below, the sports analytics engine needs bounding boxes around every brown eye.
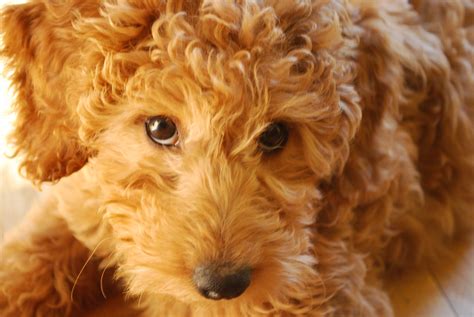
[145,116,179,146]
[258,122,288,153]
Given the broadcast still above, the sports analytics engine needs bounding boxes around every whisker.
[70,237,112,303]
[100,261,111,299]
[138,292,144,307]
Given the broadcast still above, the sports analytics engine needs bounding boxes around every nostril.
[193,264,251,300]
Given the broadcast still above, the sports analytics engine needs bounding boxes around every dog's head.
[2,0,361,312]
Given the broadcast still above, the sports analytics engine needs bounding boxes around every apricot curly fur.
[0,0,473,316]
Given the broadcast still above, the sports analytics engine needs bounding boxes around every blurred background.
[0,0,39,239]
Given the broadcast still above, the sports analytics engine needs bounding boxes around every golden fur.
[1,0,473,316]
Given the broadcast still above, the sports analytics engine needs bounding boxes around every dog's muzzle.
[193,263,251,300]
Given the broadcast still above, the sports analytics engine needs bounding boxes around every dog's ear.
[1,1,95,183]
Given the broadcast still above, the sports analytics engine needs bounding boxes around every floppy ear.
[1,1,96,183]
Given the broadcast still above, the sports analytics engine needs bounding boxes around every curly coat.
[1,0,473,316]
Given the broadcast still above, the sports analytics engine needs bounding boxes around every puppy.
[1,0,473,316]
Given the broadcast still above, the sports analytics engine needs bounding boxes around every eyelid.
[158,130,180,146]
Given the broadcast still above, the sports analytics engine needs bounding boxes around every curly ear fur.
[0,1,98,183]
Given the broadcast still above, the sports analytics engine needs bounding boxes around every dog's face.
[3,0,360,311]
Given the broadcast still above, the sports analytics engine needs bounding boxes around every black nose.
[193,264,251,300]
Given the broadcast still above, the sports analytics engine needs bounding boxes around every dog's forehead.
[123,0,338,124]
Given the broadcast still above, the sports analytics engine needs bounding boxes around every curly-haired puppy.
[0,0,473,316]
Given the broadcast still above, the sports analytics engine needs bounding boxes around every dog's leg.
[339,283,393,317]
[0,195,107,317]
[311,230,394,317]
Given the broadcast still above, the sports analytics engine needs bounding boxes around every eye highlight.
[145,116,179,146]
[258,122,289,153]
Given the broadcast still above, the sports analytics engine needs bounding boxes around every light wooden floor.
[1,163,473,317]
[387,239,474,317]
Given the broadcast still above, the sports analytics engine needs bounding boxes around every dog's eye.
[258,122,288,153]
[145,116,179,146]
